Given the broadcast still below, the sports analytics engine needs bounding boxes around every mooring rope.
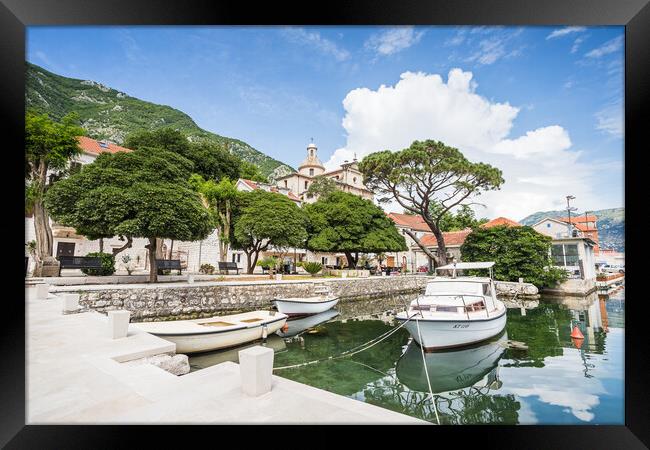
[414,316,441,425]
[272,312,418,371]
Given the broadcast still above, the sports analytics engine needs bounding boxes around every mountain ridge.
[25,62,295,180]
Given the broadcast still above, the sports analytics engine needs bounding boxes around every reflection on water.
[188,288,624,424]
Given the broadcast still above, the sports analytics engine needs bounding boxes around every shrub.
[81,252,115,276]
[200,263,215,275]
[121,254,136,275]
[302,262,323,276]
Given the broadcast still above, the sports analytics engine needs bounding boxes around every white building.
[275,141,373,203]
[532,217,597,283]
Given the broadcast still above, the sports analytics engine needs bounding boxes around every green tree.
[429,203,489,232]
[359,140,503,266]
[25,111,84,275]
[305,175,338,200]
[459,225,568,288]
[231,190,308,274]
[190,174,239,262]
[45,147,213,282]
[239,160,268,183]
[125,128,251,182]
[304,191,407,268]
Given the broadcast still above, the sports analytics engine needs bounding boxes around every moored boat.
[395,262,507,350]
[272,296,339,317]
[132,310,288,354]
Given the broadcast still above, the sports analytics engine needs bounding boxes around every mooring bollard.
[239,345,274,396]
[62,293,80,313]
[107,310,131,339]
[188,274,195,284]
[35,283,50,300]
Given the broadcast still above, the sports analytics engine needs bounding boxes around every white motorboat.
[272,296,339,317]
[132,310,288,354]
[395,262,507,351]
[276,308,340,338]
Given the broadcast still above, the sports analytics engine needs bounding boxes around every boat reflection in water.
[396,331,507,394]
[189,334,287,372]
[276,309,340,338]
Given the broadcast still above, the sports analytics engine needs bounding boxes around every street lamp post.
[566,195,577,237]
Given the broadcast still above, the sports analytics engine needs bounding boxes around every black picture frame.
[2,0,647,447]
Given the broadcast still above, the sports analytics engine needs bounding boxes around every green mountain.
[520,207,624,252]
[25,62,295,180]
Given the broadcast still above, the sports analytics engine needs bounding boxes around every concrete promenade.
[26,285,426,424]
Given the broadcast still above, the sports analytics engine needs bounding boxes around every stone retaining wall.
[75,276,434,321]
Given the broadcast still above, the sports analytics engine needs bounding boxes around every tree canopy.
[430,203,489,232]
[304,191,407,267]
[305,175,338,200]
[125,128,267,182]
[25,110,84,268]
[45,147,213,282]
[459,225,568,288]
[359,140,503,266]
[231,189,308,273]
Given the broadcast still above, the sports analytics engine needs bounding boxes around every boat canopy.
[425,280,487,296]
[436,262,495,270]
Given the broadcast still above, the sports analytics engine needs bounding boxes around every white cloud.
[325,69,605,220]
[595,102,624,138]
[571,36,586,54]
[281,28,350,61]
[365,27,425,56]
[546,26,586,40]
[464,29,524,66]
[585,35,623,59]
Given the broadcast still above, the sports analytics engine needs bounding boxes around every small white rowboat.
[272,296,339,317]
[132,310,288,354]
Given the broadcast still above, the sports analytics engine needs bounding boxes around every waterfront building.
[274,141,374,203]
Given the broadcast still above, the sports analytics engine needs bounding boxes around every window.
[547,223,551,228]
[305,181,308,190]
[321,257,328,265]
[309,168,314,176]
[551,244,579,266]
[232,254,241,263]
[353,177,357,183]
[284,180,288,187]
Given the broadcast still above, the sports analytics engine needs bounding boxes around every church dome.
[299,141,325,172]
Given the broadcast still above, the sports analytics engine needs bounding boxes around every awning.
[436,262,495,270]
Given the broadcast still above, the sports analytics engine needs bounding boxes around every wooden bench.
[156,259,182,275]
[218,261,241,275]
[57,255,103,276]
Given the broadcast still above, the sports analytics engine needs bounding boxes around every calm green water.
[189,287,625,425]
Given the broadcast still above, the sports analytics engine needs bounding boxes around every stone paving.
[26,285,426,424]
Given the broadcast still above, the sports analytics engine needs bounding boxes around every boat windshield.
[425,281,487,296]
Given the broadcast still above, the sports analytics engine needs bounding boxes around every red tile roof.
[561,215,598,223]
[481,217,521,228]
[77,136,132,155]
[239,179,260,190]
[419,228,472,247]
[388,212,431,232]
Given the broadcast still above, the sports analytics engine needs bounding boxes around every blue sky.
[27,26,624,220]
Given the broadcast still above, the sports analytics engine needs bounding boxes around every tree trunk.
[145,237,158,283]
[33,199,53,261]
[431,227,449,267]
[344,251,357,268]
[168,239,174,260]
[112,236,133,256]
[218,201,231,262]
[99,238,104,253]
[245,250,255,274]
[155,238,164,259]
[402,228,442,267]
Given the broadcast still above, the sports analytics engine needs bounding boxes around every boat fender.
[262,325,268,340]
[281,323,289,333]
